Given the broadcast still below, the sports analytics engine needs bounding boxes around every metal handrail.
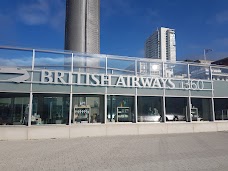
[1,46,228,75]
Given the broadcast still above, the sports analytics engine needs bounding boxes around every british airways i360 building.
[0,46,228,140]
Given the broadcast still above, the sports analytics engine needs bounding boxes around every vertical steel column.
[210,66,215,121]
[162,95,166,123]
[162,62,166,123]
[187,64,192,122]
[104,56,108,124]
[68,53,74,126]
[134,88,138,123]
[135,60,138,123]
[162,61,165,78]
[187,96,192,122]
[28,49,35,127]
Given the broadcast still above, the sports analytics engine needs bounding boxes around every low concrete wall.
[70,124,106,138]
[138,123,168,135]
[0,126,28,140]
[167,123,194,134]
[28,126,70,140]
[106,123,139,136]
[215,121,228,131]
[0,122,228,140]
[193,122,217,132]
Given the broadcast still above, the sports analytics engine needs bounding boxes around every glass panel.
[107,95,135,122]
[165,63,188,79]
[137,61,163,77]
[73,53,105,74]
[165,97,187,122]
[0,98,11,125]
[33,94,70,125]
[214,98,228,120]
[0,48,32,68]
[137,96,162,122]
[191,98,212,121]
[34,51,71,71]
[72,95,104,124]
[0,48,33,83]
[211,66,228,81]
[189,65,210,80]
[107,57,135,75]
[0,93,29,125]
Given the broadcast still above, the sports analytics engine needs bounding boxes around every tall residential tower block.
[145,27,176,62]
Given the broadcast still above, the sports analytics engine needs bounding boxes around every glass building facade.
[0,47,228,126]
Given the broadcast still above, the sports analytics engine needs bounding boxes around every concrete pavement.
[1,132,228,171]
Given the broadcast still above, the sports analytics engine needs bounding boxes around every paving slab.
[1,132,228,171]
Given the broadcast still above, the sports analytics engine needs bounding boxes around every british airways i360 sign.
[0,68,212,91]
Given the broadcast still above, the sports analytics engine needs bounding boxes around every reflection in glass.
[211,67,228,81]
[191,98,212,121]
[165,97,187,122]
[138,61,162,77]
[72,95,104,124]
[0,94,29,125]
[165,63,188,79]
[214,98,228,120]
[138,96,162,122]
[34,51,69,71]
[73,53,104,73]
[0,49,33,68]
[189,65,210,80]
[107,58,135,75]
[33,94,70,125]
[107,95,134,122]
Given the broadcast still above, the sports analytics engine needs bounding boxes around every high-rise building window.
[145,27,176,62]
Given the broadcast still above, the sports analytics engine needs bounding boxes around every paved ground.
[1,132,228,171]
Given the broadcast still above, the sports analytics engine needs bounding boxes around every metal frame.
[0,46,228,126]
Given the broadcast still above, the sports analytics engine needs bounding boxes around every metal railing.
[0,46,228,81]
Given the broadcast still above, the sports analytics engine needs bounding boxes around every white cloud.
[215,11,228,24]
[214,38,228,47]
[0,57,32,66]
[0,55,66,67]
[17,0,49,25]
[35,57,65,66]
[207,10,228,25]
[17,0,65,30]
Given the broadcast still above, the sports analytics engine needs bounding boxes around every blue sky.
[0,0,228,61]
